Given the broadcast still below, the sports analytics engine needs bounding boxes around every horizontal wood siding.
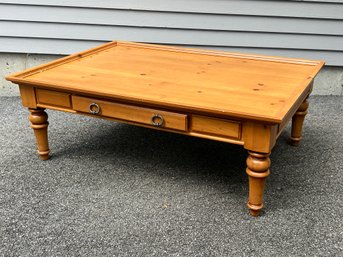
[0,0,343,65]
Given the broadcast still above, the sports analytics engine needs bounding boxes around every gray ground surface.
[0,96,342,257]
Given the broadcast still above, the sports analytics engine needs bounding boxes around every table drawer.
[36,88,71,108]
[191,115,241,139]
[72,95,188,131]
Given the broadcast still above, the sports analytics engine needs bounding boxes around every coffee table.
[6,41,324,216]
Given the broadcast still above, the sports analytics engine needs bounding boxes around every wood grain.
[36,88,71,108]
[246,151,271,216]
[6,41,326,217]
[72,95,188,131]
[19,84,36,108]
[191,115,241,139]
[6,41,324,123]
[290,97,309,146]
[243,122,278,153]
[29,108,50,160]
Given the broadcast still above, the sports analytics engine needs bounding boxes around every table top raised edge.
[6,41,325,124]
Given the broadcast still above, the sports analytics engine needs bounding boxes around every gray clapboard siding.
[306,0,343,2]
[1,5,343,36]
[0,0,343,65]
[2,21,343,51]
[1,0,343,19]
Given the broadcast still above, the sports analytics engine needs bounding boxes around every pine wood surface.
[36,88,72,108]
[6,41,324,123]
[72,95,188,131]
[191,115,241,139]
[6,41,325,216]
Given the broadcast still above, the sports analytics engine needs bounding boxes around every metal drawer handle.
[151,114,164,127]
[89,103,100,114]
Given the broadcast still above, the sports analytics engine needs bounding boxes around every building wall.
[1,0,343,95]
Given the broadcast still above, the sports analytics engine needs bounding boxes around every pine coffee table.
[6,41,324,216]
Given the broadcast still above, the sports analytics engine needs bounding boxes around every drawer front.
[36,88,71,108]
[72,95,188,131]
[191,115,241,139]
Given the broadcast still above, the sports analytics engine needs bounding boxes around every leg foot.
[249,209,261,217]
[246,151,270,217]
[29,108,50,160]
[290,97,309,146]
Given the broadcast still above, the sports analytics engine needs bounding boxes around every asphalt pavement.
[0,96,342,256]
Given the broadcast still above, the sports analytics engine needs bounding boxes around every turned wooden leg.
[290,97,309,146]
[246,151,270,216]
[29,108,50,160]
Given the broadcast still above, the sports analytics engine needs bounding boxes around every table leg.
[29,108,50,160]
[290,97,309,146]
[246,150,270,216]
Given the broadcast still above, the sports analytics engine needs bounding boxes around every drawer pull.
[151,114,164,127]
[89,103,100,114]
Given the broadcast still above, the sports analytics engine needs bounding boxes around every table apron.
[22,86,285,152]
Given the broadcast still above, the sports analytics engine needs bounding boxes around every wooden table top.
[7,41,324,123]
